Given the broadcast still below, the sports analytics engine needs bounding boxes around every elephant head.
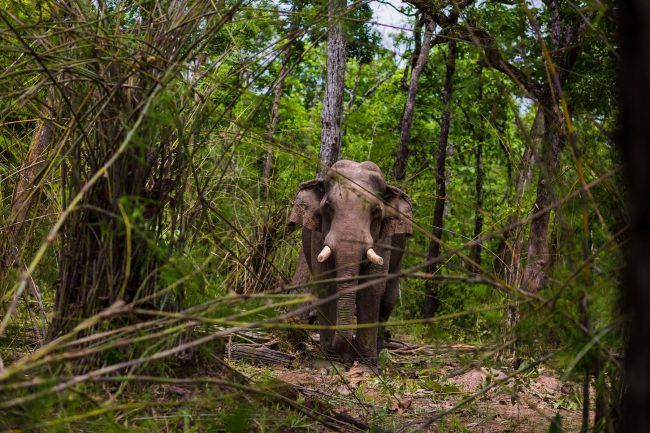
[289,160,412,359]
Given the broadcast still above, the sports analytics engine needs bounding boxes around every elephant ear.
[380,185,413,237]
[288,179,323,232]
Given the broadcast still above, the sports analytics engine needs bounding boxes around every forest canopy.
[0,0,633,432]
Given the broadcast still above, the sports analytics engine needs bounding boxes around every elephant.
[288,160,412,366]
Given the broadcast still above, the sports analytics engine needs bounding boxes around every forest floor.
[228,332,585,433]
[1,327,586,432]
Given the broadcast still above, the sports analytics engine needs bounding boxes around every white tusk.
[366,248,384,266]
[317,245,332,262]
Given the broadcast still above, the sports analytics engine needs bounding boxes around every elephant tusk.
[317,245,332,262]
[367,248,384,266]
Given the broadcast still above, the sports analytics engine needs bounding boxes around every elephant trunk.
[332,281,356,357]
[330,249,360,359]
[323,226,378,360]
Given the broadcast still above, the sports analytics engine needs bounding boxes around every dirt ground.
[231,333,586,432]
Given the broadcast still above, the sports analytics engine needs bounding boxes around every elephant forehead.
[328,181,381,207]
[328,166,386,194]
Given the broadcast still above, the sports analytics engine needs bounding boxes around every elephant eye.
[372,205,381,215]
[322,200,333,214]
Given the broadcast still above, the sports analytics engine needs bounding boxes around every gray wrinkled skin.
[289,160,412,365]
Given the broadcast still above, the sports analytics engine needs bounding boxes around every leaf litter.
[232,333,587,432]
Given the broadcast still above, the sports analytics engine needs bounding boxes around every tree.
[470,66,485,268]
[317,0,347,177]
[1,89,56,269]
[423,36,457,319]
[393,15,434,182]
[406,0,593,295]
[30,2,240,338]
[263,2,304,196]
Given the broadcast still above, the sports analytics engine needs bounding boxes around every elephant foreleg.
[355,281,382,365]
[378,235,405,348]
[316,283,337,356]
[355,248,390,365]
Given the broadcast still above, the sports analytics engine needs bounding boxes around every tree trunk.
[401,13,423,90]
[522,103,562,294]
[471,69,485,269]
[521,0,586,294]
[317,0,347,178]
[393,15,434,181]
[422,38,457,319]
[617,0,650,429]
[494,107,542,282]
[2,97,56,269]
[262,50,290,191]
[472,131,484,268]
[263,5,301,196]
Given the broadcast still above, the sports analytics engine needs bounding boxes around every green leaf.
[548,413,563,433]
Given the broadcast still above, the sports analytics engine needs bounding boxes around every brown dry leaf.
[276,371,318,385]
[390,396,413,414]
[346,362,367,388]
[335,384,352,396]
[156,384,191,396]
[451,343,475,350]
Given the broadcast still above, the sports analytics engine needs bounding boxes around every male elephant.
[288,160,412,365]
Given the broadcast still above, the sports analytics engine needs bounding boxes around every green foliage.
[0,0,621,431]
[549,413,563,433]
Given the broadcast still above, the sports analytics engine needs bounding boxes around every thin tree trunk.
[262,52,289,190]
[342,64,362,139]
[579,294,591,433]
[317,0,347,178]
[495,108,541,355]
[2,98,56,269]
[263,6,301,195]
[471,69,485,269]
[423,38,457,319]
[522,104,562,294]
[394,15,434,181]
[522,0,583,294]
[401,13,423,91]
[472,133,484,268]
[494,107,543,281]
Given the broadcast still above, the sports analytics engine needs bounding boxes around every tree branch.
[404,0,541,99]
[453,23,544,100]
[405,0,475,26]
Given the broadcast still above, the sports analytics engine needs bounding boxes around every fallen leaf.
[335,384,352,396]
[390,396,413,414]
[346,362,367,388]
[451,343,475,350]
[158,384,191,396]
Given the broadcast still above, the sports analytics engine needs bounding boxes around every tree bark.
[471,69,485,269]
[317,0,347,178]
[423,38,457,319]
[2,97,56,269]
[520,0,587,294]
[494,107,542,282]
[472,128,484,268]
[393,16,434,181]
[262,50,290,189]
[401,13,423,91]
[522,102,562,293]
